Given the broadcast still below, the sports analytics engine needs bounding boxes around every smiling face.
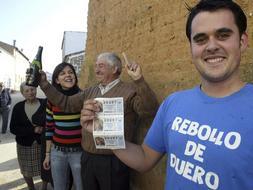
[55,65,76,90]
[21,85,37,102]
[94,57,118,85]
[190,9,248,84]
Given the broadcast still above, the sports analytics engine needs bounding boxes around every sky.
[0,0,89,73]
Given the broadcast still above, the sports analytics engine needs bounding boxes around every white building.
[61,31,87,76]
[0,41,30,91]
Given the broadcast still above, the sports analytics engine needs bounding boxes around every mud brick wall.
[79,1,253,189]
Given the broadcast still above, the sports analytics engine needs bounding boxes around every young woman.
[10,82,47,190]
[43,62,82,190]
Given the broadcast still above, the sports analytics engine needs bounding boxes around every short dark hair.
[52,62,78,90]
[185,0,247,41]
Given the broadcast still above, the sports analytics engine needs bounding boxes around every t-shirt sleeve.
[144,101,167,153]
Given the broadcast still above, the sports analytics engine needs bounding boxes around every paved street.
[0,89,51,190]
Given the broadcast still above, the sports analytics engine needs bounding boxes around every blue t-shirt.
[145,84,253,190]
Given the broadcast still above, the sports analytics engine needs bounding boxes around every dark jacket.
[10,98,47,146]
[0,88,11,108]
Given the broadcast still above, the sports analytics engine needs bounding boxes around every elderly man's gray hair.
[97,52,122,75]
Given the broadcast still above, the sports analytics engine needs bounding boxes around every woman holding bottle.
[43,62,83,190]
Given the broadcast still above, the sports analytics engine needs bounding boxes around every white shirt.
[98,78,120,95]
[25,100,40,122]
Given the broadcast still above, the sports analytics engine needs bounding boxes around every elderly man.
[38,52,158,190]
[81,1,253,190]
[0,82,11,134]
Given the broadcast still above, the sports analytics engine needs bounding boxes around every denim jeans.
[51,147,83,190]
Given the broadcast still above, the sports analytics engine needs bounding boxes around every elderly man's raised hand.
[122,52,142,81]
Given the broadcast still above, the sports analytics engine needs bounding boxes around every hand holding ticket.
[93,97,125,149]
[80,99,100,133]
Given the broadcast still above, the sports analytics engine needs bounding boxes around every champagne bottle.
[26,46,43,87]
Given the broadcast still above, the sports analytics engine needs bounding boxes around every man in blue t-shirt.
[80,0,252,189]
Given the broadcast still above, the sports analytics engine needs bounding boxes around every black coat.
[10,98,47,146]
[0,88,11,108]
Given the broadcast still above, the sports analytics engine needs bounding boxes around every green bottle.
[26,46,43,87]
